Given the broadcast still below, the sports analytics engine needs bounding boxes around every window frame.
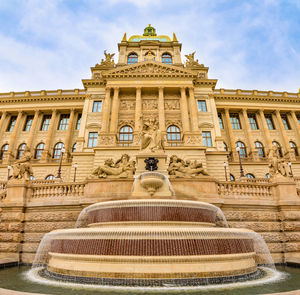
[41,115,51,131]
[230,113,241,130]
[248,113,258,130]
[218,113,224,129]
[7,116,17,132]
[272,141,283,157]
[281,115,290,130]
[161,53,172,64]
[265,114,275,130]
[23,115,34,132]
[197,100,207,112]
[202,131,212,147]
[290,141,298,156]
[236,141,247,158]
[17,143,26,160]
[35,142,45,160]
[76,113,82,130]
[167,125,181,146]
[1,144,8,160]
[88,132,98,148]
[119,125,133,147]
[127,53,138,64]
[255,141,265,159]
[246,173,255,179]
[53,142,64,159]
[58,114,69,131]
[45,174,55,180]
[92,101,102,113]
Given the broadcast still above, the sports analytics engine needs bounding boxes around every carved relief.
[164,100,180,110]
[166,120,182,128]
[99,135,115,146]
[120,100,136,111]
[118,120,135,129]
[142,100,158,110]
[185,135,202,146]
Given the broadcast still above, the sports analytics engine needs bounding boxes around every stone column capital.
[136,86,142,91]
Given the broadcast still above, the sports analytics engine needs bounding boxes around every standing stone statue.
[12,146,34,181]
[268,145,291,178]
[139,117,164,152]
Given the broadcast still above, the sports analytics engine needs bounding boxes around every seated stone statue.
[91,154,136,178]
[12,146,34,181]
[140,118,164,152]
[168,155,209,178]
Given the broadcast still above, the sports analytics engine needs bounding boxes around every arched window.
[167,125,181,146]
[272,141,283,157]
[265,173,270,179]
[290,141,298,156]
[162,53,172,64]
[30,175,35,180]
[246,173,255,179]
[45,174,55,180]
[236,141,247,158]
[35,143,45,160]
[1,144,8,160]
[255,141,265,159]
[72,143,77,153]
[230,174,235,181]
[17,143,26,159]
[119,126,133,146]
[223,142,228,151]
[53,142,64,159]
[127,53,138,64]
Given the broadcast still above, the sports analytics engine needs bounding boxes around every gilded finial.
[122,33,127,42]
[173,33,178,42]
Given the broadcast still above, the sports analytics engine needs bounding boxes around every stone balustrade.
[214,88,300,98]
[218,181,272,198]
[31,182,85,199]
[0,89,86,98]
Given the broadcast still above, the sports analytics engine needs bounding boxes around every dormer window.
[162,53,172,64]
[128,53,138,64]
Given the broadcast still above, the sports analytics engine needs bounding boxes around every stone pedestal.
[5,179,29,206]
[135,152,168,174]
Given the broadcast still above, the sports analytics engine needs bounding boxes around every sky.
[0,0,299,93]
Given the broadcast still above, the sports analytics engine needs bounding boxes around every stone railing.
[0,88,86,98]
[214,88,300,98]
[218,181,272,198]
[31,182,85,199]
[245,177,270,184]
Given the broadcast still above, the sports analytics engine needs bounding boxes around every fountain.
[31,171,275,288]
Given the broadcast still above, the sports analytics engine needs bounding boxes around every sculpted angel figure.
[139,117,164,152]
[98,50,115,66]
[185,51,203,67]
[91,154,135,178]
[12,146,34,181]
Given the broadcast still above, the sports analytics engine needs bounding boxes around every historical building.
[0,25,300,266]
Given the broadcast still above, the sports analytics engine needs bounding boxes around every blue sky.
[0,0,299,92]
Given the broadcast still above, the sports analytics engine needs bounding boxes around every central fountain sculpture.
[32,120,274,288]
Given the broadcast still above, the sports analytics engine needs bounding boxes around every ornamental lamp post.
[73,163,78,182]
[236,146,245,178]
[288,162,293,177]
[223,162,228,181]
[7,165,11,181]
[57,147,65,180]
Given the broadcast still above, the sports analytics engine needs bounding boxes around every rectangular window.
[88,132,98,147]
[281,115,290,130]
[218,113,224,129]
[197,100,207,112]
[7,116,17,132]
[230,113,241,129]
[76,114,82,130]
[265,114,274,130]
[41,115,51,131]
[202,131,212,147]
[23,115,33,131]
[248,114,258,130]
[92,101,102,112]
[297,115,300,124]
[58,114,69,130]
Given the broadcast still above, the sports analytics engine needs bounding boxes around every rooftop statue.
[268,145,291,178]
[91,154,135,178]
[12,146,34,181]
[139,117,164,152]
[96,50,115,66]
[168,155,209,178]
[185,51,204,67]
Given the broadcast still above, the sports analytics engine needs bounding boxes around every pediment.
[102,61,197,78]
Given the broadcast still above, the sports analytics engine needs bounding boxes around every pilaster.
[26,110,40,149]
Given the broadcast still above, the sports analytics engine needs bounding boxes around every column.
[41,109,57,162]
[241,109,258,161]
[109,87,119,133]
[180,87,190,132]
[64,109,75,158]
[290,111,300,156]
[134,87,142,132]
[6,111,23,163]
[0,111,7,135]
[275,110,292,157]
[26,110,40,149]
[224,108,238,161]
[188,87,199,132]
[101,88,111,132]
[258,109,273,151]
[77,95,90,151]
[158,87,166,132]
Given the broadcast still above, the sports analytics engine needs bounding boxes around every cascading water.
[30,172,278,290]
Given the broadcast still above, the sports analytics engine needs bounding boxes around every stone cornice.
[214,88,300,103]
